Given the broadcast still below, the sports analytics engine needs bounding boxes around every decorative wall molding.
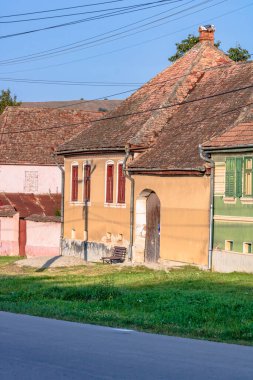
[214,215,253,223]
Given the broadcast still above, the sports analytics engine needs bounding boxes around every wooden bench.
[101,246,127,264]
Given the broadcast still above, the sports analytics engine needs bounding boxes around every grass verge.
[0,257,252,345]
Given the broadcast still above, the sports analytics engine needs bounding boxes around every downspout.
[199,144,214,270]
[52,152,65,256]
[123,145,135,261]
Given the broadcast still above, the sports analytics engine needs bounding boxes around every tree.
[0,89,21,114]
[168,34,249,63]
[227,44,251,62]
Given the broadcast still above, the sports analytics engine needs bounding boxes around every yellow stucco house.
[57,25,252,268]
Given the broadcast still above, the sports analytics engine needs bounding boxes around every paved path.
[0,312,252,380]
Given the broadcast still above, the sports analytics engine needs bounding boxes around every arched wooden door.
[145,192,160,262]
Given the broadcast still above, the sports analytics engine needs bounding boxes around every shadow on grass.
[0,268,253,345]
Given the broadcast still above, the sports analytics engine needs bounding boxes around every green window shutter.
[236,157,243,198]
[225,158,235,197]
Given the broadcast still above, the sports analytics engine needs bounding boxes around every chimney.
[198,25,215,44]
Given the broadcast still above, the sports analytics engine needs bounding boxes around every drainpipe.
[199,144,214,270]
[123,145,135,261]
[52,152,65,256]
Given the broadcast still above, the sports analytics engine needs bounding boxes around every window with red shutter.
[106,164,114,203]
[117,163,125,204]
[83,164,91,202]
[71,165,78,202]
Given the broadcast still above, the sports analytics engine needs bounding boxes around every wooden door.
[145,192,160,262]
[19,220,26,257]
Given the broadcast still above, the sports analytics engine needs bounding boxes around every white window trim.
[225,240,233,252]
[104,160,115,206]
[70,161,79,204]
[116,160,126,206]
[82,161,92,206]
[243,242,252,254]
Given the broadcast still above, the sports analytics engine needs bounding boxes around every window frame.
[117,161,126,204]
[243,242,252,254]
[70,162,79,202]
[243,157,253,197]
[105,160,114,204]
[225,240,233,252]
[83,162,91,203]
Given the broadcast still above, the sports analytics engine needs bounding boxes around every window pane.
[117,164,125,204]
[72,165,78,202]
[84,165,91,202]
[245,172,252,196]
[106,164,114,203]
[245,158,252,170]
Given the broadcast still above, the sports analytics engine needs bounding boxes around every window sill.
[104,203,126,208]
[70,201,91,206]
[240,197,253,205]
[223,197,237,204]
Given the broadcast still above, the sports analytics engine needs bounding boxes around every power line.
[0,0,180,23]
[0,0,223,66]
[0,1,127,19]
[0,1,194,66]
[2,59,250,113]
[1,0,246,76]
[0,77,143,86]
[0,0,176,40]
[1,82,253,135]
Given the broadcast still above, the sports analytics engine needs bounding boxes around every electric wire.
[1,82,253,135]
[0,1,148,19]
[0,0,181,23]
[0,0,179,40]
[0,0,220,66]
[0,0,245,76]
[0,0,191,65]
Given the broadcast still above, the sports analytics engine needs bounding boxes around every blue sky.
[0,0,252,102]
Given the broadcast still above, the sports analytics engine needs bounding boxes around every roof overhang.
[203,144,253,154]
[128,166,206,176]
[56,147,125,156]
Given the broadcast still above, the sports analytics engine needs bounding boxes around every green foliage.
[0,259,253,345]
[168,34,220,62]
[55,209,61,217]
[0,89,21,114]
[168,34,250,63]
[227,44,251,62]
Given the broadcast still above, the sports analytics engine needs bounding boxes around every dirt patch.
[15,256,88,269]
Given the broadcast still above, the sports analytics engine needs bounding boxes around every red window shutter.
[71,165,78,202]
[106,164,114,203]
[117,164,125,204]
[84,165,91,202]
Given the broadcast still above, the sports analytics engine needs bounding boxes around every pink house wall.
[0,214,19,256]
[0,165,61,194]
[25,220,61,258]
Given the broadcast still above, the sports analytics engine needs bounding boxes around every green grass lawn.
[0,256,252,345]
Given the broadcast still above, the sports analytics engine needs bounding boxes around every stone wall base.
[61,239,112,262]
[212,250,253,273]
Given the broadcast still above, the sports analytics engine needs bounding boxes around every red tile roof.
[0,107,103,165]
[0,205,17,217]
[203,122,253,149]
[0,193,61,218]
[25,214,61,223]
[21,99,122,112]
[57,40,238,172]
[131,62,253,170]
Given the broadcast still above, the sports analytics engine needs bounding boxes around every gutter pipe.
[52,152,65,256]
[199,144,214,271]
[123,146,135,261]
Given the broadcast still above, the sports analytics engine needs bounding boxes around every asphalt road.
[0,312,252,380]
